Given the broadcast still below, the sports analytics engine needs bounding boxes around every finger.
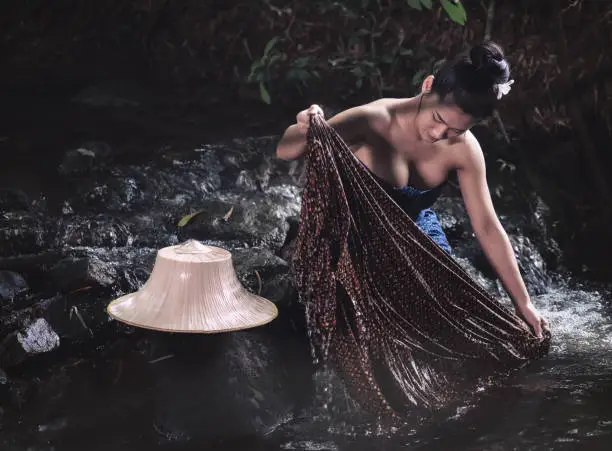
[541,317,550,331]
[308,105,323,116]
[533,320,543,339]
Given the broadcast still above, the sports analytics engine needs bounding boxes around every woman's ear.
[421,75,434,94]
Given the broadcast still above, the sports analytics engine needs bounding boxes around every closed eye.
[434,111,466,135]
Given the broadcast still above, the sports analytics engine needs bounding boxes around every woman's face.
[415,94,473,143]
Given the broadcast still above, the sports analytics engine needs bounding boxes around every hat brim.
[107,289,279,334]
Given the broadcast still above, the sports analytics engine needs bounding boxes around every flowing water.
[0,281,610,451]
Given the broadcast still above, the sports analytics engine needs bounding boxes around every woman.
[276,41,548,339]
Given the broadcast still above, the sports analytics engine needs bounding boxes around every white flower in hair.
[496,79,514,99]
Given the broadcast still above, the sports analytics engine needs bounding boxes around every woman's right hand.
[296,104,325,133]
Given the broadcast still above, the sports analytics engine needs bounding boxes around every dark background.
[1,0,611,280]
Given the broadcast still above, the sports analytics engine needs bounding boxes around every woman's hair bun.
[430,40,513,118]
[469,41,510,84]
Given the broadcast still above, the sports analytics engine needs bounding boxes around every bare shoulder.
[325,100,390,146]
[452,130,486,173]
[362,98,395,131]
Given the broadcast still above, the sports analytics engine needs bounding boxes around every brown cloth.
[290,114,551,418]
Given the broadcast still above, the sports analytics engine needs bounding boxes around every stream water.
[0,95,611,450]
[1,276,610,450]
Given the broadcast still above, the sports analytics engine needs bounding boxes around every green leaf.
[259,82,271,104]
[177,210,206,227]
[420,0,432,8]
[407,0,422,10]
[247,59,263,82]
[292,56,311,68]
[351,66,366,78]
[441,0,467,25]
[286,68,312,82]
[266,53,283,67]
[252,72,265,82]
[263,36,279,57]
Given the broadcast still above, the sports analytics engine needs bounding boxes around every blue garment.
[366,170,452,254]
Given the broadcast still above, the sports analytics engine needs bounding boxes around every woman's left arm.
[455,134,546,337]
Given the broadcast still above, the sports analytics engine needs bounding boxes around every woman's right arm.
[276,104,373,161]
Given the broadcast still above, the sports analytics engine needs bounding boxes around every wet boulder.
[0,213,58,257]
[0,318,60,368]
[45,247,157,295]
[214,136,306,191]
[0,271,28,302]
[145,329,312,444]
[54,213,178,249]
[66,156,224,215]
[177,189,301,251]
[58,141,114,175]
[0,188,31,212]
[47,254,117,293]
[434,196,553,296]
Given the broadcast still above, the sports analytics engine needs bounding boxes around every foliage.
[246,0,468,104]
[4,0,612,279]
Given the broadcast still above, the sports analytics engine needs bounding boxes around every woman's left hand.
[516,300,549,339]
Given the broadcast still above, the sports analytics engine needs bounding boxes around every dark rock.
[434,195,553,296]
[453,256,501,296]
[67,158,224,214]
[56,215,134,248]
[0,212,58,257]
[72,83,141,108]
[146,330,312,443]
[0,251,64,291]
[47,254,117,293]
[232,248,302,332]
[0,318,60,368]
[454,232,551,297]
[58,141,113,175]
[38,294,108,342]
[43,247,157,297]
[178,190,300,250]
[525,194,562,269]
[215,136,306,191]
[232,248,290,296]
[0,187,31,212]
[434,196,472,244]
[0,271,28,302]
[35,248,157,341]
[77,174,146,211]
[93,247,157,294]
[55,214,178,249]
[278,216,301,263]
[509,234,551,295]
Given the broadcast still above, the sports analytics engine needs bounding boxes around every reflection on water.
[0,285,611,451]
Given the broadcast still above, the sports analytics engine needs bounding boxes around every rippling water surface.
[0,281,610,451]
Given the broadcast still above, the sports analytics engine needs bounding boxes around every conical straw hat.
[107,240,278,333]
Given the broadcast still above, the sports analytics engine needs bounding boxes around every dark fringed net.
[290,114,551,418]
